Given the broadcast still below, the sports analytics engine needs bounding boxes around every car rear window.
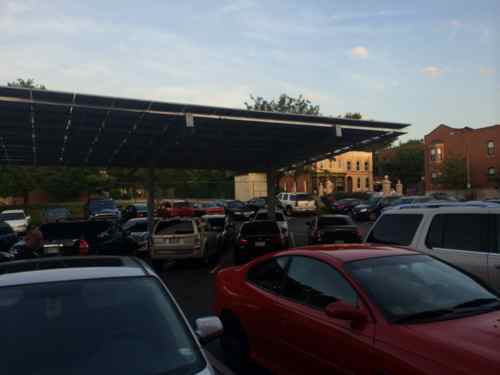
[155,220,194,235]
[367,214,423,246]
[318,217,352,226]
[241,221,279,235]
[290,194,314,201]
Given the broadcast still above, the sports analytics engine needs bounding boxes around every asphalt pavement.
[159,216,374,374]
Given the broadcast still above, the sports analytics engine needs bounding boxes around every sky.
[1,0,499,140]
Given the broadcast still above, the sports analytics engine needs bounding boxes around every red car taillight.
[79,239,90,255]
[239,238,249,246]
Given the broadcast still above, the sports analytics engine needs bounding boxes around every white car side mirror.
[195,316,223,345]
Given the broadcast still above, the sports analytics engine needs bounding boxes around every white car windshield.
[0,277,205,375]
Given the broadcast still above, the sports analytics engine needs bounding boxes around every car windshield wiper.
[393,308,454,324]
[452,298,500,310]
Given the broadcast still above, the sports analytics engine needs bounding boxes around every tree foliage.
[7,78,46,90]
[343,112,363,119]
[375,140,425,191]
[437,158,467,190]
[245,94,320,115]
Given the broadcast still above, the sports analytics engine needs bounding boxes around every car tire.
[220,313,250,371]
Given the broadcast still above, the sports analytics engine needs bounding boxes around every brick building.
[424,124,500,197]
[279,151,373,195]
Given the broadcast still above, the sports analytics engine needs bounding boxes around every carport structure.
[0,86,409,234]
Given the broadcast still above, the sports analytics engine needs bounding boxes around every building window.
[431,172,437,179]
[430,148,436,161]
[357,177,361,189]
[356,161,360,171]
[436,148,442,161]
[347,161,352,170]
[364,161,369,171]
[488,167,496,177]
[487,141,495,156]
[365,177,370,189]
[430,147,443,161]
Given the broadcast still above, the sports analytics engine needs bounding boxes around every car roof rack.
[388,201,500,210]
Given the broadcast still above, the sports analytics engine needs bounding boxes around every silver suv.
[0,256,222,375]
[365,203,500,291]
[277,193,317,216]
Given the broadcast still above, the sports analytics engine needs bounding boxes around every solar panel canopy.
[0,86,408,172]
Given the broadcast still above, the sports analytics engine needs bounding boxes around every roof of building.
[0,86,408,172]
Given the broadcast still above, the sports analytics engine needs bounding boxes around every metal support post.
[147,165,156,251]
[267,169,277,221]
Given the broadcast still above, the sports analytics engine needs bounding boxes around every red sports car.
[214,244,500,374]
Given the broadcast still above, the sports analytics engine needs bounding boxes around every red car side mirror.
[325,301,368,328]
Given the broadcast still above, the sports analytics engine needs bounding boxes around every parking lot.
[159,216,374,374]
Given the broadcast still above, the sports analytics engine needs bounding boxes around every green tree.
[7,78,46,90]
[437,158,467,190]
[245,94,320,115]
[343,112,363,119]
[0,166,42,204]
[375,140,425,192]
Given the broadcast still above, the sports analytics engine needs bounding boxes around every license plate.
[45,247,60,255]
[168,238,180,244]
[255,241,266,247]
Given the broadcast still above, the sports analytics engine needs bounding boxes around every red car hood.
[385,309,500,374]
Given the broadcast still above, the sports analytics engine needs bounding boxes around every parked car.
[41,207,72,224]
[307,215,361,244]
[122,217,152,255]
[84,198,121,221]
[331,198,363,215]
[245,197,268,212]
[150,218,208,269]
[157,200,197,218]
[121,203,148,223]
[194,201,225,216]
[352,196,401,221]
[224,200,254,220]
[0,221,17,252]
[202,214,226,264]
[365,203,500,291]
[251,208,289,240]
[32,220,138,257]
[215,245,500,374]
[277,193,317,216]
[0,209,30,234]
[233,220,288,265]
[385,195,433,210]
[0,256,222,375]
[218,214,250,253]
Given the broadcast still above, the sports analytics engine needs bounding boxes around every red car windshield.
[346,255,499,323]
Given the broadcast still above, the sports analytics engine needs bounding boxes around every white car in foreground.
[0,256,222,374]
[0,209,30,234]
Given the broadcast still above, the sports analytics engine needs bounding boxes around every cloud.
[479,67,495,76]
[350,46,369,59]
[421,66,443,77]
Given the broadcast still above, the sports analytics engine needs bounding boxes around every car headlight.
[360,208,368,213]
